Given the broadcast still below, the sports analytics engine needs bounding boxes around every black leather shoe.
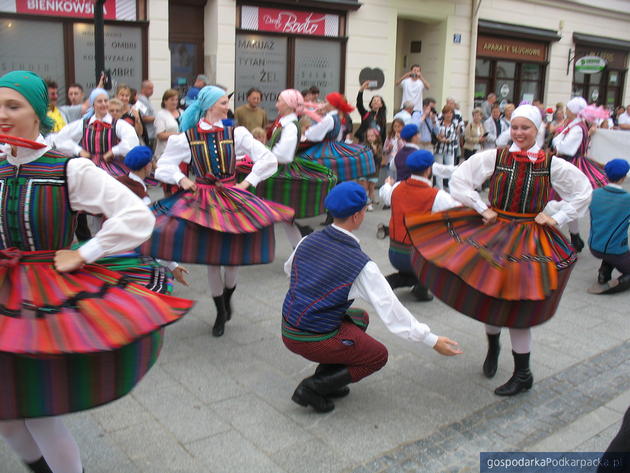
[598,262,614,285]
[570,233,584,253]
[223,286,236,321]
[296,223,314,237]
[483,333,501,379]
[412,284,434,301]
[495,352,533,396]
[25,458,53,473]
[212,295,227,337]
[376,223,389,239]
[291,383,334,413]
[601,274,630,294]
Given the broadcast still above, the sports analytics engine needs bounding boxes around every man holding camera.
[415,98,439,152]
[396,65,431,117]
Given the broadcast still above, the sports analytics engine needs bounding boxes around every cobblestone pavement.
[1,184,629,473]
[349,340,630,473]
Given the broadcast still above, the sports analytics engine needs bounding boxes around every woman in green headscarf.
[0,73,191,473]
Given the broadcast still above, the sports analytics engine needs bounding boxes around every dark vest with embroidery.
[0,151,77,251]
[80,118,120,156]
[268,120,301,155]
[324,114,342,141]
[282,226,371,333]
[487,147,551,214]
[184,120,235,180]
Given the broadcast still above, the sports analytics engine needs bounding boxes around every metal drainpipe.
[468,0,482,116]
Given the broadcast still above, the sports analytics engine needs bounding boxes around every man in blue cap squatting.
[281,181,463,413]
[588,158,630,294]
[380,149,462,300]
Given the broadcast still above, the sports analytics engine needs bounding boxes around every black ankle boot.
[320,212,333,226]
[412,283,434,301]
[315,364,350,398]
[598,261,614,284]
[385,272,403,289]
[570,233,584,253]
[483,333,501,378]
[25,457,53,473]
[291,368,353,413]
[212,295,227,337]
[223,286,236,321]
[495,351,533,396]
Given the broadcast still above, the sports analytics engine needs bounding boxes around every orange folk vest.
[390,178,439,245]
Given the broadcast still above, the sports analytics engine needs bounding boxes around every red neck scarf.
[0,134,47,150]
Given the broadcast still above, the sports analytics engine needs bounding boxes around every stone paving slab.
[348,340,630,473]
[2,184,630,472]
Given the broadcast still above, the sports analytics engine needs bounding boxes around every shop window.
[235,33,289,117]
[0,19,66,102]
[294,38,342,97]
[475,59,545,107]
[572,46,627,108]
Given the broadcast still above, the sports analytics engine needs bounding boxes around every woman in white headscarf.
[405,105,592,397]
[551,96,608,251]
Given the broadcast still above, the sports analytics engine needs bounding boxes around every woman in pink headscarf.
[251,89,337,245]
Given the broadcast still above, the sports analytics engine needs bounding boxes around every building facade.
[3,0,629,121]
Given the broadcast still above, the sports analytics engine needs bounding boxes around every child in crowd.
[251,126,267,145]
[358,127,382,210]
[383,118,405,180]
[588,158,630,294]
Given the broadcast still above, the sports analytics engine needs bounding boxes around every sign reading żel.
[575,55,607,74]
[240,5,339,38]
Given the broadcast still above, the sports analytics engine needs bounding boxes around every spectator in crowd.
[45,80,66,133]
[463,108,487,160]
[308,86,321,103]
[481,92,497,120]
[383,118,406,178]
[355,81,387,143]
[394,101,415,125]
[395,64,430,115]
[60,83,87,123]
[154,88,182,160]
[116,84,145,140]
[417,97,439,152]
[234,87,268,132]
[484,104,504,149]
[612,105,625,127]
[135,80,156,147]
[434,105,459,189]
[185,74,209,105]
[108,98,124,120]
[618,104,630,130]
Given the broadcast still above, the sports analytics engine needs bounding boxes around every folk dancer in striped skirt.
[405,105,592,396]
[54,88,139,178]
[251,89,336,246]
[551,96,608,252]
[103,145,189,294]
[282,182,462,413]
[0,71,192,473]
[299,92,376,183]
[379,150,462,301]
[141,86,294,337]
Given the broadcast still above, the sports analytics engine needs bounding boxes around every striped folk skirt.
[92,155,131,179]
[299,141,376,182]
[140,182,293,265]
[239,157,337,218]
[405,208,577,328]
[92,252,174,295]
[556,155,608,192]
[0,249,193,419]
